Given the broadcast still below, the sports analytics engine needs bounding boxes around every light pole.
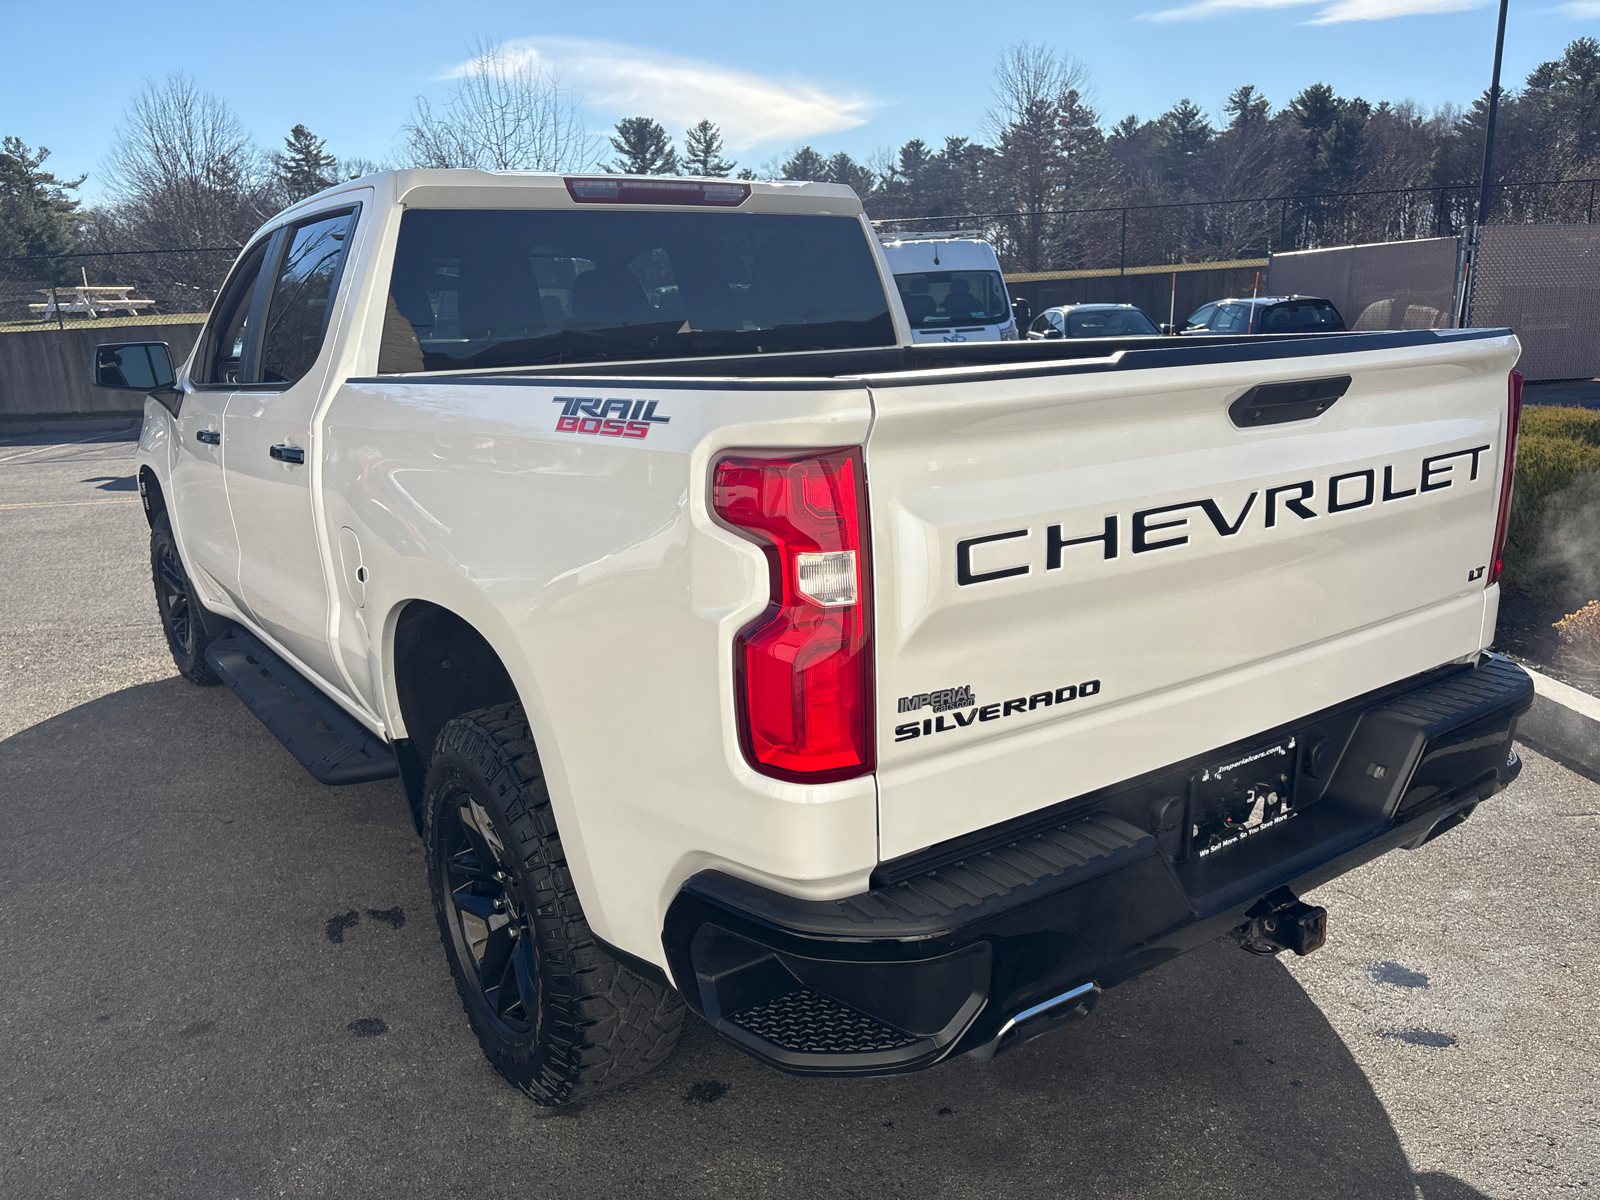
[1477,0,1511,228]
[1459,0,1511,328]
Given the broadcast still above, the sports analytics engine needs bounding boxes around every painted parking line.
[0,433,127,465]
[0,498,142,511]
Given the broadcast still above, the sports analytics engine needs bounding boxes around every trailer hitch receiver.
[1236,888,1328,957]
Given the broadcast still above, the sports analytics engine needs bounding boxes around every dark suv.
[1181,295,1345,335]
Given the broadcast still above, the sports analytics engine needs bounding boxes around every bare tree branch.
[402,39,600,172]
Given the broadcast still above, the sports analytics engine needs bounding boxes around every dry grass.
[1553,600,1600,675]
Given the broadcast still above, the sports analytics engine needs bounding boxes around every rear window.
[1064,307,1159,337]
[379,209,894,372]
[1261,301,1344,332]
[894,270,1009,329]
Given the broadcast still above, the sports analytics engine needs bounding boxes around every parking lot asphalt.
[1,426,1596,1200]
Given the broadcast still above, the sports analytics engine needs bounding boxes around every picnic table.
[29,285,157,319]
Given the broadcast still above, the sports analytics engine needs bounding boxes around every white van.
[877,231,1017,342]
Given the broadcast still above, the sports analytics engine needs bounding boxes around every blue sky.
[5,0,1596,200]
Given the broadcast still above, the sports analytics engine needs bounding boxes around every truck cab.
[878,232,1016,343]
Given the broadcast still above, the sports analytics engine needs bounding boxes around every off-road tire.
[150,512,221,686]
[424,702,684,1105]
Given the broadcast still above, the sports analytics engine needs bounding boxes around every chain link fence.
[874,178,1600,276]
[1468,224,1600,382]
[0,247,239,327]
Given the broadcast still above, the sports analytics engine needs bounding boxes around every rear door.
[864,333,1519,859]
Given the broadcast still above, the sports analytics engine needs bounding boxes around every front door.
[223,206,359,693]
[168,238,273,614]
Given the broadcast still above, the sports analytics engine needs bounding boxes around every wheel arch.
[137,465,166,529]
[389,598,521,771]
[375,588,605,939]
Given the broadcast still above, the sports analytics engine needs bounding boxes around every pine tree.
[0,138,83,263]
[1224,86,1271,130]
[681,120,733,177]
[277,124,337,203]
[825,151,875,197]
[610,118,678,175]
[780,146,829,181]
[1153,99,1214,189]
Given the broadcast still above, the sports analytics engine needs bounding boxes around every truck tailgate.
[865,332,1520,860]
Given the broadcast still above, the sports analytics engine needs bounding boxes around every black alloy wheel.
[157,541,193,652]
[435,790,540,1036]
[150,512,220,686]
[423,704,684,1104]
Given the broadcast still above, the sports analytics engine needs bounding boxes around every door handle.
[195,429,220,445]
[269,444,306,465]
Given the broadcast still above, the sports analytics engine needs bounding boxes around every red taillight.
[1486,370,1524,587]
[712,448,874,782]
[565,177,750,206]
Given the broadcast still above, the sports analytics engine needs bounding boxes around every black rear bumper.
[662,653,1533,1076]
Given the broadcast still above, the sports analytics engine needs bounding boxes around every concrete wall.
[0,321,204,419]
[1008,266,1269,328]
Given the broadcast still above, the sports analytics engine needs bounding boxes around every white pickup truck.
[96,169,1533,1105]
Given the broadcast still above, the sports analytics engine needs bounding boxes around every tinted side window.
[379,208,893,373]
[259,210,356,385]
[200,242,270,385]
[1210,303,1249,333]
[1184,303,1217,332]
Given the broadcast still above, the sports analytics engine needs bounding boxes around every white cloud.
[445,38,877,151]
[1306,0,1485,23]
[1144,0,1486,20]
[1144,0,1312,22]
[1558,0,1600,15]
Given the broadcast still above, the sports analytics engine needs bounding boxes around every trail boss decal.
[895,680,1101,741]
[552,397,671,439]
[955,443,1494,586]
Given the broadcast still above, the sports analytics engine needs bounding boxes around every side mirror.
[95,342,180,414]
[1043,327,1064,340]
[1159,324,1177,336]
[95,342,176,391]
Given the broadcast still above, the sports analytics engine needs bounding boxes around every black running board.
[206,629,398,785]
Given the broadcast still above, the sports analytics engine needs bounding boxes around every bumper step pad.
[206,630,397,785]
[729,988,921,1055]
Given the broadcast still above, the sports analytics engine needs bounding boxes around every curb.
[1515,664,1600,782]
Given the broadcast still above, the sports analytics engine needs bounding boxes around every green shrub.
[1503,405,1600,605]
[1520,404,1600,447]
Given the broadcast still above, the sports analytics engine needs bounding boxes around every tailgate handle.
[1229,375,1351,428]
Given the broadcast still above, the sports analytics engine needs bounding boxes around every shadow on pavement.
[0,680,1497,1200]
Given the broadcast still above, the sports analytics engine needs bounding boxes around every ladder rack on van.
[873,228,989,244]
